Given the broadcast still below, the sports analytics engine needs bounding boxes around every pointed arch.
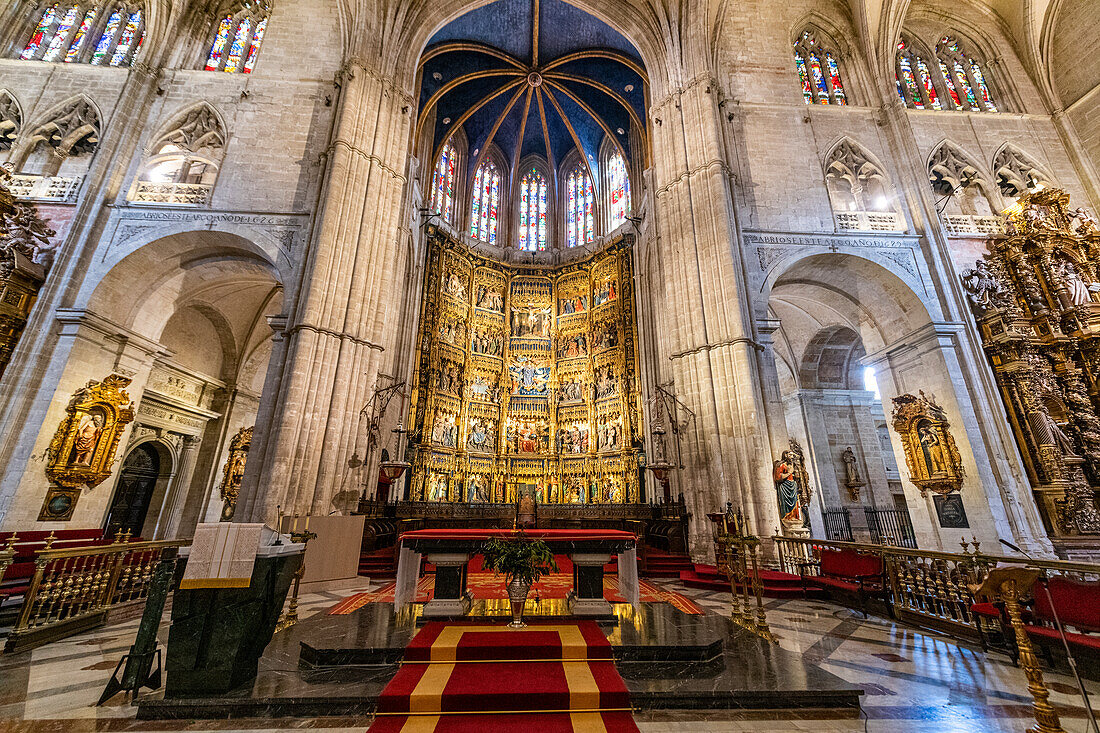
[0,91,23,152]
[202,1,271,73]
[895,32,944,110]
[934,33,998,112]
[16,2,146,67]
[130,102,227,206]
[927,140,998,225]
[430,131,464,226]
[823,138,904,232]
[791,24,848,105]
[600,136,631,233]
[19,94,102,165]
[516,155,551,252]
[992,144,1052,197]
[559,148,595,249]
[469,144,507,246]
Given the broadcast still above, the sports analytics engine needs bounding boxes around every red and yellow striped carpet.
[366,621,640,733]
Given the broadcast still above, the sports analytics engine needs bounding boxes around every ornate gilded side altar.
[0,163,56,379]
[407,228,644,505]
[961,189,1100,540]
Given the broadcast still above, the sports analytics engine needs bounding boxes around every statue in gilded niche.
[475,284,504,312]
[773,450,804,528]
[218,426,253,521]
[467,474,489,503]
[427,474,449,502]
[71,412,105,466]
[594,325,618,351]
[891,392,964,496]
[594,365,618,399]
[466,418,496,452]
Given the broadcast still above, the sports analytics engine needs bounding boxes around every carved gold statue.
[40,374,135,520]
[218,425,253,520]
[891,391,964,496]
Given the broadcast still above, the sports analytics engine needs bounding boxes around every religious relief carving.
[40,374,136,520]
[961,189,1100,536]
[890,391,963,496]
[0,164,57,378]
[840,446,864,502]
[218,426,253,521]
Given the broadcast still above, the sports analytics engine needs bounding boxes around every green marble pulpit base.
[165,551,302,697]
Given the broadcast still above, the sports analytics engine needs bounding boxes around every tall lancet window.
[19,3,145,67]
[607,151,631,230]
[895,37,941,110]
[518,168,548,252]
[793,30,846,105]
[470,161,501,245]
[431,142,457,224]
[936,36,997,112]
[566,166,594,248]
[204,3,269,73]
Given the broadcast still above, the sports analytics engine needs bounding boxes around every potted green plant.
[481,531,559,627]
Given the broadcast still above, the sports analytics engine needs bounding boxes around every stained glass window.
[89,9,121,64]
[109,10,141,66]
[65,8,98,62]
[243,18,266,73]
[20,3,140,66]
[518,168,548,252]
[795,55,813,104]
[934,35,998,113]
[566,166,594,248]
[915,58,941,110]
[793,31,847,105]
[203,7,269,73]
[824,53,846,105]
[607,152,631,230]
[431,142,457,224]
[205,16,233,71]
[21,5,58,60]
[470,161,501,245]
[42,5,80,62]
[970,60,997,112]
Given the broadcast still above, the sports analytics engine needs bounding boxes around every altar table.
[394,529,639,618]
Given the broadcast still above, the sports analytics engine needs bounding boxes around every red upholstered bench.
[800,548,886,617]
[1025,576,1100,660]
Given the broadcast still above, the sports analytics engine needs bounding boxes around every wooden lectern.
[974,567,1065,733]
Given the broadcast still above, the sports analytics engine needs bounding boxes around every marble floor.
[0,577,1097,732]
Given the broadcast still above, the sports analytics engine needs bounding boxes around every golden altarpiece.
[407,228,644,506]
[961,189,1100,542]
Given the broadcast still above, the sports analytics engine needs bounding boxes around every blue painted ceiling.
[419,0,648,184]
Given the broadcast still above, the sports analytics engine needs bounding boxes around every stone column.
[237,61,413,524]
[156,434,202,539]
[647,75,780,554]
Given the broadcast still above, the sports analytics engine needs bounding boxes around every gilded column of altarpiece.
[407,228,644,505]
[961,189,1100,539]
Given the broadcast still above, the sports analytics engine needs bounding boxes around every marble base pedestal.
[569,552,614,616]
[421,553,472,618]
[165,549,302,697]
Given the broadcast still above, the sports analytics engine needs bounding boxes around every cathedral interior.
[1,0,1100,731]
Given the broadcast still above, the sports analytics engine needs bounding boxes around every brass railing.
[4,538,185,653]
[774,535,1100,639]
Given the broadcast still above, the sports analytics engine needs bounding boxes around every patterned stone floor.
[0,577,1096,732]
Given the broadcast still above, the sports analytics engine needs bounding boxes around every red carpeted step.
[406,621,613,662]
[369,711,640,732]
[377,659,630,713]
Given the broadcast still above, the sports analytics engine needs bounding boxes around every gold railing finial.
[44,531,56,550]
[4,532,17,551]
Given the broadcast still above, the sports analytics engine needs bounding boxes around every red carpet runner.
[366,621,640,733]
